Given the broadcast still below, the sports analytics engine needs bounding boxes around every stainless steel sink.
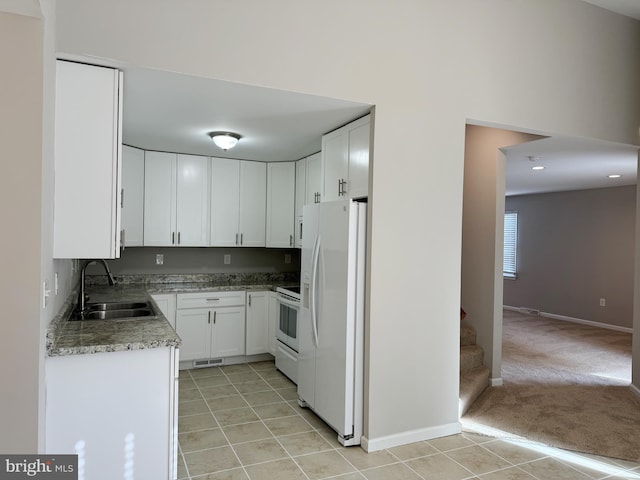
[87,302,150,311]
[69,301,156,321]
[82,308,154,320]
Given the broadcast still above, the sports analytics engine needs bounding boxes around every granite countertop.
[47,285,181,357]
[47,273,300,358]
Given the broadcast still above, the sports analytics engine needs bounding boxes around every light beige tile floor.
[177,361,640,480]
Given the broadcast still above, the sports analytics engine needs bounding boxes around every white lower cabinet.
[246,291,269,355]
[152,293,177,329]
[46,347,179,480]
[176,291,246,364]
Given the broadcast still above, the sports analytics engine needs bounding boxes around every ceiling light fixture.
[608,174,622,179]
[532,166,545,171]
[208,131,241,150]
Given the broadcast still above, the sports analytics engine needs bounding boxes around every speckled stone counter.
[47,285,181,357]
[48,273,299,357]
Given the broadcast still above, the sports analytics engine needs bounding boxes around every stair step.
[460,325,476,346]
[460,345,484,373]
[459,365,490,416]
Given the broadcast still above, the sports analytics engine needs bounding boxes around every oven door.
[276,293,300,352]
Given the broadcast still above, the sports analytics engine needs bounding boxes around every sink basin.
[69,301,156,321]
[82,308,154,320]
[87,302,150,311]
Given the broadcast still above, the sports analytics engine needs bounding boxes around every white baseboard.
[630,384,640,398]
[504,305,632,333]
[361,422,461,452]
[490,377,503,387]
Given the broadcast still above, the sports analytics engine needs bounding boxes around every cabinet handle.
[213,311,217,324]
[338,179,341,196]
[121,229,125,252]
[289,234,293,246]
[235,233,239,245]
[206,298,220,302]
[240,233,243,245]
[121,188,124,208]
[172,232,175,244]
[248,294,251,307]
[208,311,211,324]
[178,232,181,245]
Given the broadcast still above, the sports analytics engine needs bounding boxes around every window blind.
[504,211,518,278]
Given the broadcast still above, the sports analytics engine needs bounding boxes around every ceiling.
[503,136,638,196]
[122,67,371,162]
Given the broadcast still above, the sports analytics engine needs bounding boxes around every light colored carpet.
[462,310,640,462]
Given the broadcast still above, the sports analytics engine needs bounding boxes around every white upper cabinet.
[121,145,145,247]
[266,162,296,248]
[144,152,209,246]
[306,152,322,205]
[53,60,123,259]
[321,114,371,202]
[144,152,177,246]
[239,161,267,247]
[210,159,266,247]
[176,154,209,246]
[295,153,321,248]
[210,157,240,246]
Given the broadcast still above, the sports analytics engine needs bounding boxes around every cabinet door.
[266,162,296,248]
[53,60,122,259]
[347,117,370,199]
[321,129,348,202]
[152,293,177,329]
[246,292,269,355]
[210,157,240,246]
[175,308,211,361]
[306,152,322,205]
[211,307,246,357]
[144,151,177,246]
[121,145,145,247]
[176,154,209,246]
[239,161,266,247]
[268,292,278,356]
[295,158,307,219]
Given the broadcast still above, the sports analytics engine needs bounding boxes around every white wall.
[48,0,640,449]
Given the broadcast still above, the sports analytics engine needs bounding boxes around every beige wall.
[462,125,544,379]
[505,186,636,329]
[0,10,44,452]
[41,0,640,449]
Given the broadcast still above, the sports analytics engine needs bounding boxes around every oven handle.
[276,294,300,309]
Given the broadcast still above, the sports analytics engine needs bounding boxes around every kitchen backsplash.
[84,246,301,276]
[86,271,300,287]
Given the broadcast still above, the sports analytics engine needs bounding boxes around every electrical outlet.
[42,281,51,309]
[156,254,164,265]
[284,254,292,264]
[224,254,231,265]
[599,298,606,307]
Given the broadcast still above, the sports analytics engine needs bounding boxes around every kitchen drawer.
[177,291,246,309]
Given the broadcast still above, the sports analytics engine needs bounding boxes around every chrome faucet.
[77,259,116,316]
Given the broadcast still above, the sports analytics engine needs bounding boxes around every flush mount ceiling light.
[208,131,241,150]
[532,166,545,171]
[608,174,622,179]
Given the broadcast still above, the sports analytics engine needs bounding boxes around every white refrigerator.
[298,199,366,447]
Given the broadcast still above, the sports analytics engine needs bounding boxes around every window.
[504,211,518,279]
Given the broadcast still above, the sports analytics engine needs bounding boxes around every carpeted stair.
[459,324,490,416]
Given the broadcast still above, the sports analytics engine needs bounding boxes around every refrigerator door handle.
[310,234,321,348]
